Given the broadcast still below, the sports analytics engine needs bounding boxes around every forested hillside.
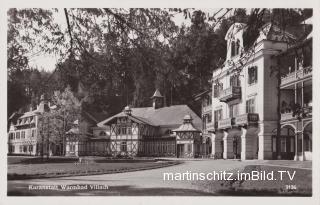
[7,8,312,119]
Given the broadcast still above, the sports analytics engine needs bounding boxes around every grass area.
[7,156,179,180]
[7,156,157,165]
[197,165,312,196]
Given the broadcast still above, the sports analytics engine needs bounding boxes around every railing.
[280,106,312,121]
[235,113,259,126]
[206,122,218,131]
[218,118,235,129]
[202,105,212,114]
[281,66,312,86]
[280,112,294,121]
[303,106,312,117]
[217,86,241,102]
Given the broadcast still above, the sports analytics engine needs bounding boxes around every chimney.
[151,89,164,109]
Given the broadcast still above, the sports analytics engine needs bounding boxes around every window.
[28,145,33,153]
[127,127,132,135]
[231,39,240,57]
[121,127,127,135]
[121,141,127,152]
[16,132,20,139]
[21,131,25,139]
[213,83,223,98]
[230,75,240,87]
[207,114,212,123]
[248,66,258,85]
[214,109,223,122]
[99,131,106,136]
[203,95,212,107]
[246,98,256,113]
[281,138,286,152]
[229,104,239,118]
[19,146,23,153]
[70,144,75,152]
[187,144,192,152]
[31,130,36,138]
[9,133,14,140]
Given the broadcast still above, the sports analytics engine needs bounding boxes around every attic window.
[99,131,106,136]
[231,39,240,57]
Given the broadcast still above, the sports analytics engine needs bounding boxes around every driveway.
[7,159,311,196]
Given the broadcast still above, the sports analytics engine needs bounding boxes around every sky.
[27,8,226,72]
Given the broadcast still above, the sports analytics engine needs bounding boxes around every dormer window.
[231,39,240,57]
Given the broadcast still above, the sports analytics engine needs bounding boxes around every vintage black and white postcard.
[1,0,320,205]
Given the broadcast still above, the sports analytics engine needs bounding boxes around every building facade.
[93,90,203,158]
[202,22,312,161]
[7,95,59,156]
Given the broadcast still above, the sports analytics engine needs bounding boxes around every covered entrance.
[272,125,295,160]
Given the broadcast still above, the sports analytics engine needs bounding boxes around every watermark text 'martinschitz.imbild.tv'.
[163,170,296,181]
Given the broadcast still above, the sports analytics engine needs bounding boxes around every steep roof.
[97,105,202,130]
[151,89,164,98]
[173,114,201,132]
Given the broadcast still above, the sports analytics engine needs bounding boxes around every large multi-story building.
[7,95,57,155]
[199,22,312,161]
[276,34,312,161]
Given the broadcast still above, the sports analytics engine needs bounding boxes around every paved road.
[7,159,311,196]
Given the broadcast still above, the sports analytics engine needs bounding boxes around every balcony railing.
[218,118,235,129]
[206,122,218,132]
[281,66,312,87]
[202,105,212,114]
[217,86,241,102]
[235,113,259,126]
[280,106,312,121]
[280,112,295,121]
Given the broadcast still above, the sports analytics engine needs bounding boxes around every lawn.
[7,156,179,180]
[197,165,312,196]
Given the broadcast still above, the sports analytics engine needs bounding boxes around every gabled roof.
[172,123,200,132]
[151,89,164,98]
[97,105,202,130]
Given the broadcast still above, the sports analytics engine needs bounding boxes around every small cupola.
[183,114,193,124]
[123,105,132,115]
[151,89,164,109]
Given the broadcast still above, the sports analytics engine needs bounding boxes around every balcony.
[217,86,241,102]
[202,105,212,114]
[235,113,259,126]
[281,66,312,87]
[206,122,218,132]
[280,106,312,122]
[218,118,235,129]
[281,112,295,121]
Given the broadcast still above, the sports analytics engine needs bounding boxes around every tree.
[37,86,81,159]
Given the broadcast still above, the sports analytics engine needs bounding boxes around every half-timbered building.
[96,90,203,158]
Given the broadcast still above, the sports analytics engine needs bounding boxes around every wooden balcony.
[235,113,259,126]
[217,86,241,102]
[218,118,235,129]
[281,66,312,87]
